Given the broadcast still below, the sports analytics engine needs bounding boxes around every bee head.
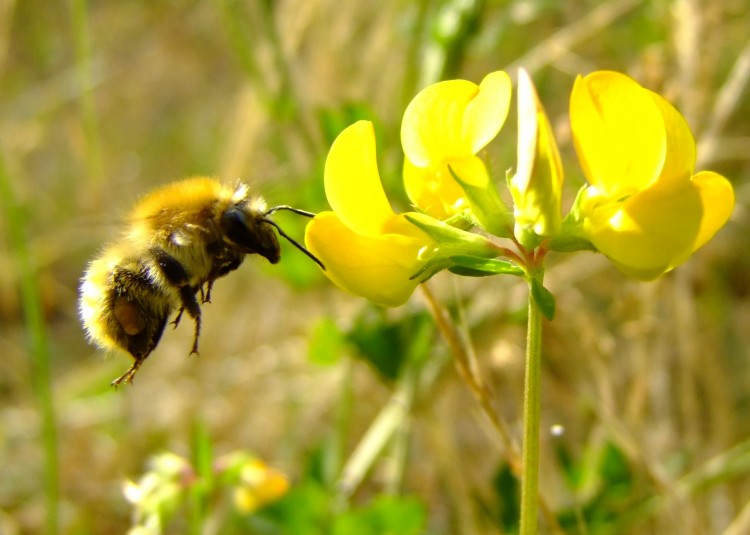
[220,201,325,269]
[221,204,282,263]
[260,205,325,270]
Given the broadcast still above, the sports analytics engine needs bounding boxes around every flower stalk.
[520,270,545,535]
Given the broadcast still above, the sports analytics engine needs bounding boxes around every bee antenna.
[264,205,317,219]
[261,217,326,271]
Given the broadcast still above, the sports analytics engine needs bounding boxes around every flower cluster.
[305,69,734,307]
[565,71,734,279]
[123,451,289,533]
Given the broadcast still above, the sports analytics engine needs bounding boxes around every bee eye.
[221,207,250,243]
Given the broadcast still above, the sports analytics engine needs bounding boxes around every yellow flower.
[305,120,435,307]
[401,71,512,219]
[232,459,289,514]
[570,71,734,279]
[510,68,564,248]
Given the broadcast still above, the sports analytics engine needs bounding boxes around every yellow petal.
[570,71,666,196]
[512,68,564,239]
[325,120,394,236]
[648,90,696,191]
[463,71,512,154]
[450,154,492,188]
[403,156,488,218]
[514,69,540,196]
[689,170,734,252]
[403,159,465,219]
[402,71,511,166]
[305,212,430,307]
[583,182,703,279]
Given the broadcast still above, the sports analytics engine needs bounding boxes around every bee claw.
[111,359,144,387]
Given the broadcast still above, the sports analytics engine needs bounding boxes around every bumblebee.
[78,177,323,386]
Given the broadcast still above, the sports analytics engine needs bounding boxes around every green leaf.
[409,257,452,282]
[555,441,639,533]
[332,495,426,535]
[260,480,330,535]
[448,265,498,277]
[492,463,521,531]
[448,255,524,277]
[530,278,556,320]
[346,308,434,381]
[308,317,344,366]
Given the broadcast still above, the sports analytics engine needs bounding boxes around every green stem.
[0,147,58,534]
[71,0,103,187]
[189,421,213,535]
[520,276,544,535]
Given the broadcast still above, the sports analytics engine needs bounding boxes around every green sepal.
[441,210,476,231]
[404,212,498,257]
[547,230,596,253]
[547,186,597,253]
[530,277,555,320]
[405,213,502,282]
[514,223,544,251]
[547,187,596,253]
[447,255,525,278]
[566,184,589,221]
[448,165,513,238]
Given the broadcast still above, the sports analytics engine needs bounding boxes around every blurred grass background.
[1,0,749,533]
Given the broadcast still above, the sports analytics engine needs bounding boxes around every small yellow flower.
[570,71,734,279]
[510,68,564,248]
[232,459,289,514]
[305,120,436,307]
[401,71,512,219]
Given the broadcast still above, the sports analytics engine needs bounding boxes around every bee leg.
[177,285,201,355]
[111,356,146,387]
[201,251,243,304]
[172,307,185,328]
[151,247,203,355]
[203,280,215,303]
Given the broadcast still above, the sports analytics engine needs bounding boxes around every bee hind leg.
[111,356,146,387]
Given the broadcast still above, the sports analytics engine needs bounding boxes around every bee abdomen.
[109,263,173,358]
